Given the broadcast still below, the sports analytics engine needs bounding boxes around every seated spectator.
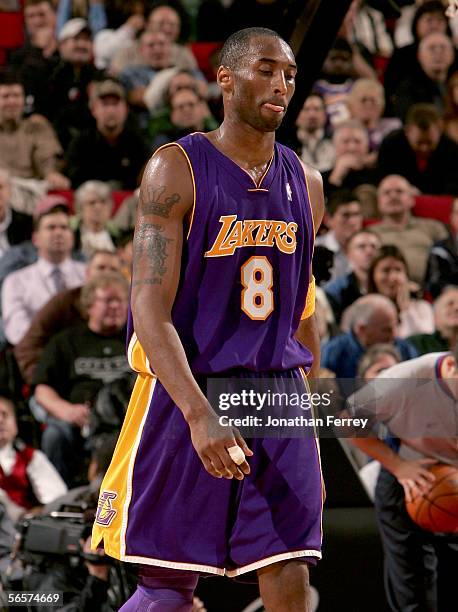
[9,0,59,115]
[0,169,33,259]
[407,285,458,354]
[425,196,458,296]
[119,30,175,112]
[33,272,133,485]
[385,1,451,109]
[93,11,145,70]
[313,38,356,127]
[324,229,381,323]
[344,0,393,59]
[71,180,121,258]
[110,1,197,75]
[146,2,196,69]
[322,119,378,196]
[394,0,450,49]
[66,79,148,190]
[367,245,435,338]
[15,250,121,385]
[378,103,458,196]
[294,93,335,173]
[46,18,105,148]
[346,79,401,152]
[150,86,217,150]
[321,294,418,379]
[371,174,448,284]
[0,72,69,190]
[393,31,455,120]
[143,66,209,116]
[0,395,67,522]
[1,197,86,345]
[443,70,458,143]
[357,343,401,380]
[316,189,363,280]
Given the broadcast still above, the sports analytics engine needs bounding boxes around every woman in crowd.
[71,181,120,259]
[367,245,435,338]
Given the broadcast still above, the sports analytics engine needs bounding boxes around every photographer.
[20,434,130,612]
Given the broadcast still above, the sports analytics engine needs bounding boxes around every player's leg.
[119,566,199,611]
[375,467,437,612]
[257,559,312,612]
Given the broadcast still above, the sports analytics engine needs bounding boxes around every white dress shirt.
[0,442,67,508]
[1,257,86,345]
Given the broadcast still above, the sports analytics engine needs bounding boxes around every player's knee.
[259,560,311,608]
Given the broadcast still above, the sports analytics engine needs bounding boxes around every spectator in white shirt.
[316,188,363,280]
[1,195,86,345]
[295,94,335,172]
[0,395,67,521]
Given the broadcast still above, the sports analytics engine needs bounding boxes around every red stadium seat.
[413,194,454,225]
[0,10,24,64]
[189,42,222,81]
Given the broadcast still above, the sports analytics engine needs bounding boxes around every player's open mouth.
[263,103,285,113]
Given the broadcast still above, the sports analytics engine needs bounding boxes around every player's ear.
[217,65,234,94]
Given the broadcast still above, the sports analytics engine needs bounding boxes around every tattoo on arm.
[140,185,181,218]
[132,222,173,286]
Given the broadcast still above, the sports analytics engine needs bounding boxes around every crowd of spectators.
[1,0,458,609]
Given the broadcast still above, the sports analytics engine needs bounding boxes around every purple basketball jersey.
[127,132,315,374]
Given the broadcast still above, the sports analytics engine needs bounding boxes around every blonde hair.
[347,78,385,113]
[80,272,129,314]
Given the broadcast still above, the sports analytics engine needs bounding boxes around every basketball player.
[92,27,324,611]
[348,350,458,612]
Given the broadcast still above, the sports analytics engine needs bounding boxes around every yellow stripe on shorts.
[91,374,156,558]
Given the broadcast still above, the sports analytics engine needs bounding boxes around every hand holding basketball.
[405,463,458,533]
[392,457,437,502]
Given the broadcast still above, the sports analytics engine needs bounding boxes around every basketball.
[405,464,458,533]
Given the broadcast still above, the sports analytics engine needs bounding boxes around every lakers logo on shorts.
[95,491,118,526]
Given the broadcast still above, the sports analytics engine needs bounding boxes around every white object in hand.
[227,445,246,465]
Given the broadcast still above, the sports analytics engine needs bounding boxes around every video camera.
[15,503,108,565]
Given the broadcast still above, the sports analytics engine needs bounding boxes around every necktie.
[51,266,66,292]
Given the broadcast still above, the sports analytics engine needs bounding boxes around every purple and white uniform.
[92,132,324,578]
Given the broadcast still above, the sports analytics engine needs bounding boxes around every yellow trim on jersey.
[299,367,325,544]
[91,375,156,557]
[295,153,316,238]
[300,276,316,320]
[127,332,154,375]
[150,141,197,241]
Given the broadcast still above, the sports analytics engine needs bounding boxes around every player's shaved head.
[220,27,285,70]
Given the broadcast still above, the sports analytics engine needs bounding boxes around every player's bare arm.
[295,164,324,381]
[132,146,252,481]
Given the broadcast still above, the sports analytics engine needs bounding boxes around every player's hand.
[393,458,437,503]
[188,407,253,480]
[61,403,91,428]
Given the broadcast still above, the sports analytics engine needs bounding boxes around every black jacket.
[377,129,458,195]
[7,209,33,246]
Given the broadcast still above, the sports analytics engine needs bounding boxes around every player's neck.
[210,121,276,169]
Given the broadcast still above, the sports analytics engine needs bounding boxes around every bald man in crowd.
[371,174,447,284]
[321,294,418,380]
